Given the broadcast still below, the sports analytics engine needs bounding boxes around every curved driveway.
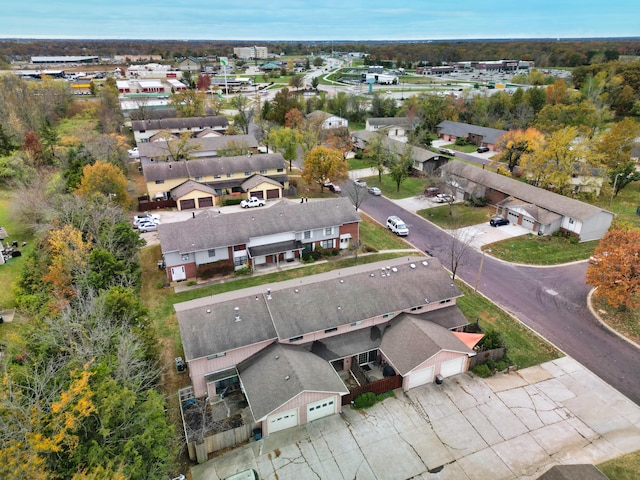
[360,194,640,405]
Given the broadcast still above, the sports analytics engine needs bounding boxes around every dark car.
[477,146,490,153]
[490,217,509,227]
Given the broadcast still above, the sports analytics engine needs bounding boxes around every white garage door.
[171,266,186,282]
[307,396,337,423]
[407,366,435,389]
[507,211,519,224]
[440,357,465,378]
[522,217,536,231]
[267,408,298,434]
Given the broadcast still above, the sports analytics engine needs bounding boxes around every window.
[382,312,394,318]
[234,255,248,266]
[303,231,311,239]
[206,352,226,360]
[227,173,233,178]
[324,327,337,333]
[244,171,251,176]
[260,169,267,174]
[357,350,378,365]
[277,168,284,173]
[155,180,165,184]
[181,253,190,261]
[194,176,203,181]
[208,249,216,258]
[569,218,574,224]
[350,320,362,327]
[410,306,423,311]
[214,174,221,179]
[289,335,303,342]
[324,227,332,235]
[320,240,333,249]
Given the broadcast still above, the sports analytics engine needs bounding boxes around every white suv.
[386,216,409,236]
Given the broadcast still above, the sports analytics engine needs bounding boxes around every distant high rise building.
[233,46,268,60]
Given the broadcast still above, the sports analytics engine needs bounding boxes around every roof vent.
[284,375,290,381]
[337,306,341,310]
[294,289,299,293]
[266,288,272,300]
[422,261,429,267]
[370,273,375,277]
[255,296,259,301]
[234,307,241,322]
[392,267,398,273]
[339,279,344,283]
[206,309,211,314]
[275,355,279,360]
[425,298,430,304]
[410,263,416,269]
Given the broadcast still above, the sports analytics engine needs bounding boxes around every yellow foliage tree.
[493,127,544,173]
[301,146,348,192]
[74,160,129,208]
[42,224,92,308]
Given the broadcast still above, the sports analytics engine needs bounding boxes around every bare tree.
[447,222,479,281]
[343,181,368,211]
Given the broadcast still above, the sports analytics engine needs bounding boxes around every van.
[386,216,409,236]
[223,469,259,480]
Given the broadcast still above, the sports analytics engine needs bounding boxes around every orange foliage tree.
[74,161,129,208]
[586,228,640,310]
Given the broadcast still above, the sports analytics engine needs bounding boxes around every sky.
[3,1,638,41]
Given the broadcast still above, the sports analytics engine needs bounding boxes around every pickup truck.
[240,197,266,208]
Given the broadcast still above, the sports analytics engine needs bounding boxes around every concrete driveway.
[191,357,640,480]
[450,222,531,250]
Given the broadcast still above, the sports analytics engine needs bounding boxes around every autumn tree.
[196,73,211,91]
[284,108,305,129]
[595,118,640,196]
[302,146,348,192]
[169,89,205,117]
[74,160,129,208]
[288,74,305,90]
[325,127,353,160]
[586,228,640,311]
[96,77,122,134]
[155,130,201,161]
[493,127,544,173]
[265,87,302,125]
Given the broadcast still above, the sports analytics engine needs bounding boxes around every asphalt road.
[360,194,640,405]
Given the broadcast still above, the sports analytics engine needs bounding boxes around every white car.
[133,213,160,228]
[138,221,158,233]
[368,187,381,196]
[354,179,367,188]
[432,193,454,203]
[240,197,266,208]
[128,147,139,158]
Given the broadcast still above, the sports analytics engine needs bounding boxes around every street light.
[609,173,623,206]
[475,248,491,292]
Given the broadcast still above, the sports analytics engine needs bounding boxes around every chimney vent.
[284,375,290,381]
[410,263,416,269]
[234,307,241,322]
[267,288,272,299]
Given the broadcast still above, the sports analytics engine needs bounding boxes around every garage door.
[198,196,213,208]
[507,211,519,224]
[407,366,434,389]
[180,199,196,210]
[440,357,465,378]
[267,408,298,434]
[170,266,186,282]
[307,396,337,423]
[252,191,264,199]
[522,217,535,231]
[266,189,280,199]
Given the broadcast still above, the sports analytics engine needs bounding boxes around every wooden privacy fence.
[188,422,255,464]
[341,375,402,405]
[468,347,505,368]
[137,195,176,211]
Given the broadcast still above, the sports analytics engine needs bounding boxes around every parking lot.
[191,357,640,480]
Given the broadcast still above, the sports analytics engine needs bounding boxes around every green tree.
[269,127,300,172]
[266,88,303,125]
[301,146,348,192]
[389,144,413,192]
[364,134,393,183]
[311,76,320,90]
[231,95,253,134]
[169,90,205,117]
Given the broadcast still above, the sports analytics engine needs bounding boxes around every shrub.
[197,259,235,279]
[354,392,377,409]
[376,391,395,402]
[472,364,492,378]
[455,137,468,146]
[495,360,508,371]
[185,280,196,286]
[480,330,505,350]
[235,264,252,276]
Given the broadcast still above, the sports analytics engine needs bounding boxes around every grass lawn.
[347,157,370,170]
[486,234,598,265]
[360,174,425,199]
[441,143,478,153]
[456,283,562,368]
[591,180,640,229]
[591,294,640,345]
[359,213,415,251]
[0,191,36,310]
[598,450,640,480]
[417,204,495,228]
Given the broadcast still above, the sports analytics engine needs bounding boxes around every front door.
[171,265,186,281]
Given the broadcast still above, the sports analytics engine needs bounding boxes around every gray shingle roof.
[380,314,474,375]
[174,256,462,357]
[442,160,613,222]
[137,134,258,160]
[352,131,439,163]
[159,197,359,254]
[170,180,218,199]
[241,174,282,190]
[176,294,278,361]
[366,117,420,129]
[238,343,348,421]
[142,153,286,183]
[437,120,506,145]
[131,116,228,132]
